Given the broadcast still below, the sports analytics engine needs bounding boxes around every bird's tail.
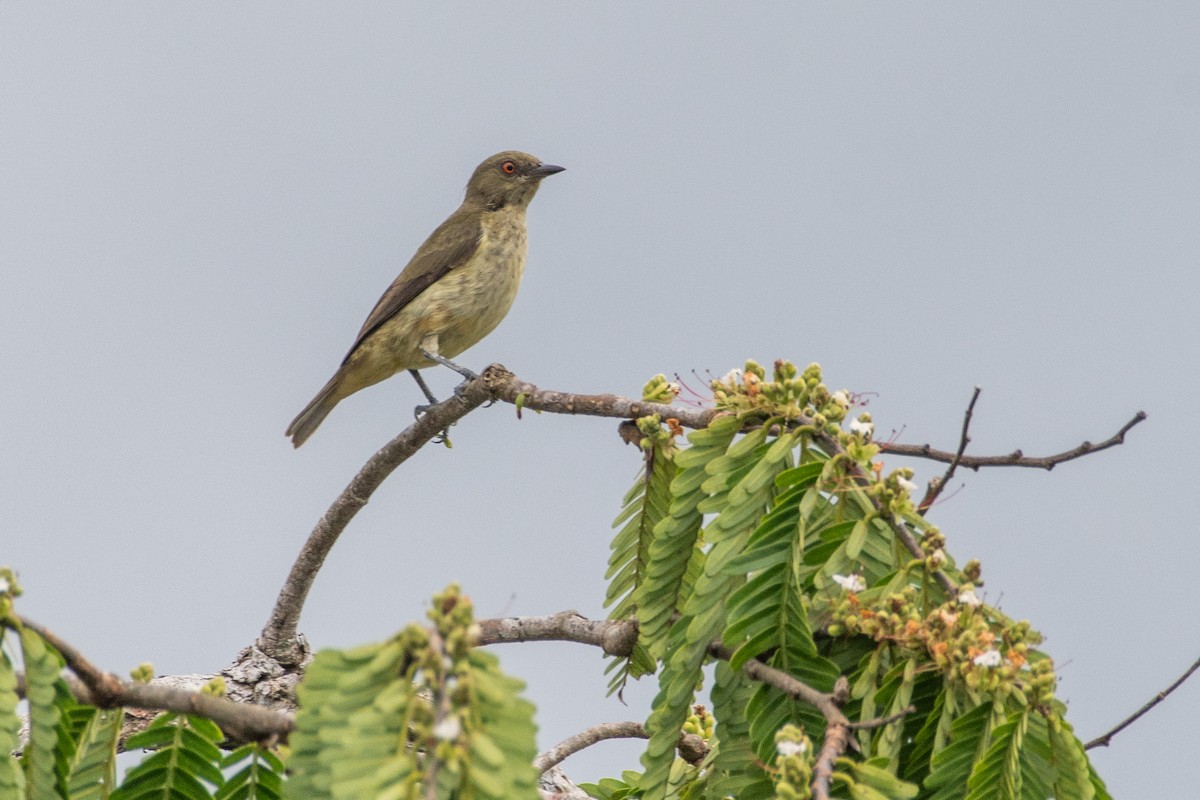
[286,376,344,448]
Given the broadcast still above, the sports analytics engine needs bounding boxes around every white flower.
[776,738,808,757]
[0,577,8,593]
[832,574,866,592]
[831,390,850,408]
[432,716,462,741]
[929,548,946,567]
[720,369,742,386]
[849,417,874,437]
[957,588,982,607]
[972,649,1002,668]
[898,476,919,493]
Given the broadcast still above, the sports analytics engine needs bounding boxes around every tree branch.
[483,366,721,431]
[261,366,1141,670]
[257,377,494,664]
[881,410,1146,471]
[533,721,708,773]
[18,617,294,743]
[476,612,637,657]
[811,721,851,800]
[1084,654,1200,750]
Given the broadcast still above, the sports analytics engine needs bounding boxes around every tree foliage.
[0,359,1122,799]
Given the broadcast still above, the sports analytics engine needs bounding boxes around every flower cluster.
[634,414,681,455]
[641,374,681,404]
[682,704,714,741]
[826,583,1053,704]
[771,724,814,800]
[709,360,850,427]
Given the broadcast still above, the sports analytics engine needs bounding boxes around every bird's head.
[464,151,565,210]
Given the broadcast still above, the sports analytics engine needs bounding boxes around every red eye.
[501,160,517,174]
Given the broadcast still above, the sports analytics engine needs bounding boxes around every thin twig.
[919,387,981,514]
[847,705,916,731]
[1084,654,1200,750]
[18,617,293,743]
[881,410,1147,471]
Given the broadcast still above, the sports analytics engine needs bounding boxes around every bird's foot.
[412,403,454,446]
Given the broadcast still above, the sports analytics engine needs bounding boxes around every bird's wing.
[342,207,483,364]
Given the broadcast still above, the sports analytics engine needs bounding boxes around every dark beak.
[530,163,566,178]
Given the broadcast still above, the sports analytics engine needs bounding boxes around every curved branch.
[534,721,707,773]
[19,617,293,743]
[881,410,1146,471]
[258,378,494,664]
[1084,654,1200,750]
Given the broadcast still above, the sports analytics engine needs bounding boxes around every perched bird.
[286,151,564,447]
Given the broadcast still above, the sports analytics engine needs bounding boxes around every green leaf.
[924,701,992,800]
[21,627,63,800]
[462,650,540,800]
[605,438,677,694]
[635,417,740,659]
[845,518,869,560]
[963,709,1030,800]
[705,663,769,800]
[846,758,919,799]
[0,645,26,796]
[113,713,225,800]
[65,708,122,800]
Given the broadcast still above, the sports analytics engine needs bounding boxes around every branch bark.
[19,616,294,743]
[477,611,637,657]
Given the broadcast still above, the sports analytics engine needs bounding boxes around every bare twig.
[847,705,916,731]
[476,612,637,657]
[18,617,293,743]
[881,411,1147,471]
[919,387,981,513]
[1084,654,1200,750]
[533,721,706,772]
[258,377,494,664]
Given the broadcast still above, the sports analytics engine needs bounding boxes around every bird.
[286,150,564,447]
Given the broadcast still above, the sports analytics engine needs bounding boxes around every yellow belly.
[339,207,528,394]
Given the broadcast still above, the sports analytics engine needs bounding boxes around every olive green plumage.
[286,151,564,447]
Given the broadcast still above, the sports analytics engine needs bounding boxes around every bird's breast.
[426,207,528,358]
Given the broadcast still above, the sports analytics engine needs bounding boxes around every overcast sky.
[2,4,1198,795]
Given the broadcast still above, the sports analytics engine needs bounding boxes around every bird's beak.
[530,163,566,178]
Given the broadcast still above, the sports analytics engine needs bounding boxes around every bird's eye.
[501,160,517,174]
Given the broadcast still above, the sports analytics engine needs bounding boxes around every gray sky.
[2,4,1197,794]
